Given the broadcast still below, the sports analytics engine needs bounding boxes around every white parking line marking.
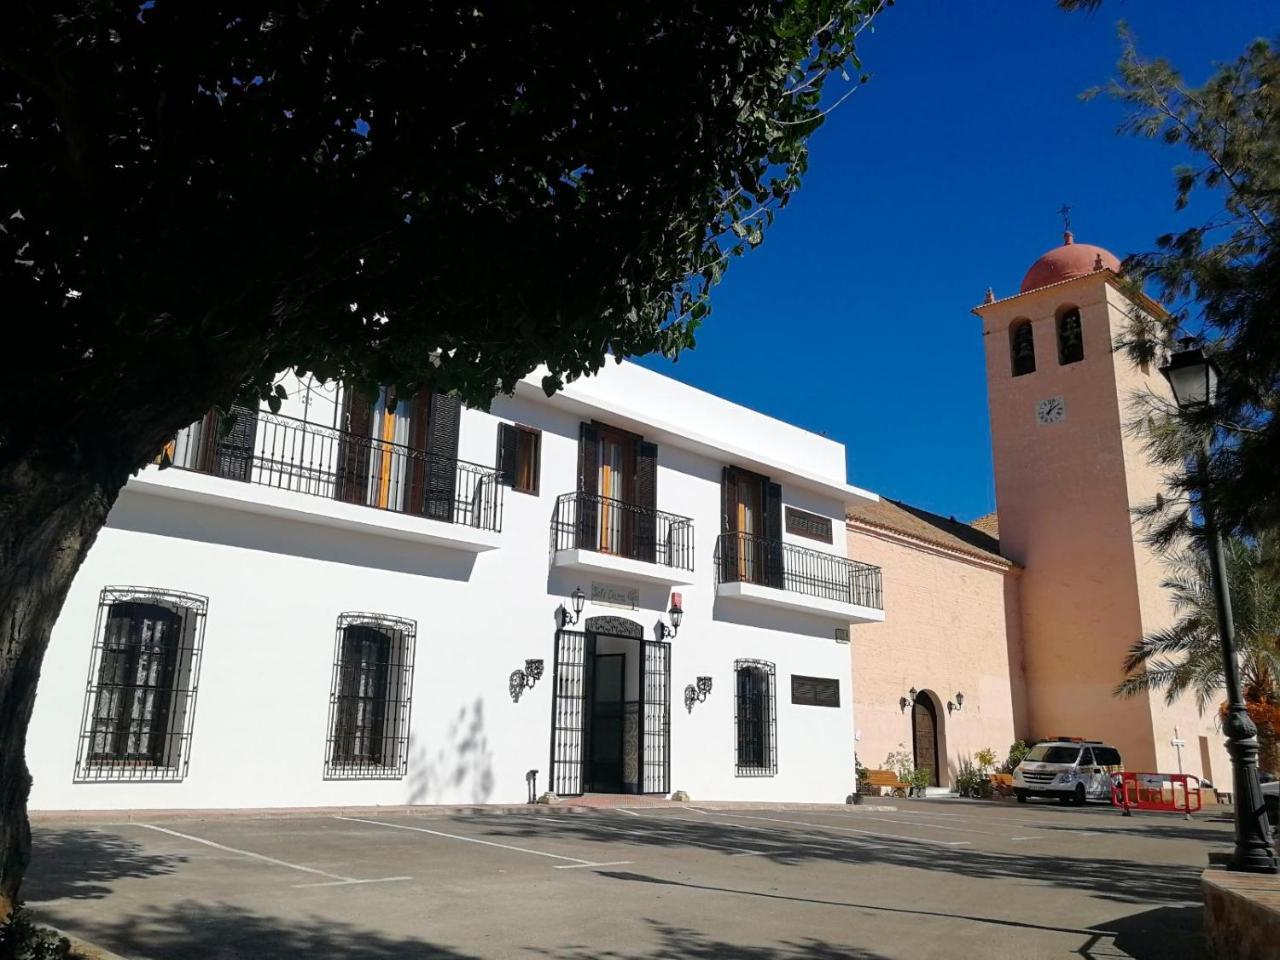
[136,822,410,886]
[615,808,641,817]
[336,816,602,866]
[292,876,414,888]
[552,860,635,870]
[712,813,972,847]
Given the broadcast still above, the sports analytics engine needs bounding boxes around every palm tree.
[1117,531,1280,773]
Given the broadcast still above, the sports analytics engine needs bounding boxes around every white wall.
[27,370,862,810]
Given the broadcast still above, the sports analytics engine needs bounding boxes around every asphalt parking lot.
[24,799,1232,960]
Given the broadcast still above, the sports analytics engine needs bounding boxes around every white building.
[27,361,884,811]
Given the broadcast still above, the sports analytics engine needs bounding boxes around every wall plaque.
[785,506,833,544]
[591,581,639,610]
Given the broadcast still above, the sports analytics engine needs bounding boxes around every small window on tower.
[1057,306,1084,365]
[1010,319,1036,377]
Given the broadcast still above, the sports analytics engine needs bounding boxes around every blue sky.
[636,0,1274,521]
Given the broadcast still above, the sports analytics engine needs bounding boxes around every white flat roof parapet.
[551,549,697,587]
[126,466,503,553]
[715,580,886,624]
[520,360,879,508]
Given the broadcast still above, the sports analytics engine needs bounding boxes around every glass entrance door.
[587,653,625,792]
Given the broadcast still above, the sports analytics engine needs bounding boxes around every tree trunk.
[0,452,122,919]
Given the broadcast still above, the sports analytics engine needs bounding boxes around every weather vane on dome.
[1058,203,1073,241]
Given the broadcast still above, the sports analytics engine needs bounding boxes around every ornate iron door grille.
[550,628,589,796]
[734,658,777,777]
[640,639,671,794]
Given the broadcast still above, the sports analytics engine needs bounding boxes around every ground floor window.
[75,587,208,782]
[734,659,777,776]
[325,612,416,779]
[790,675,840,707]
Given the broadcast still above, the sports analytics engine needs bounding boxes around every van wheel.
[1073,784,1087,807]
[1015,790,1028,804]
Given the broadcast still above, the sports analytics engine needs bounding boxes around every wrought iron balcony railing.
[714,532,883,609]
[165,406,503,532]
[552,491,694,571]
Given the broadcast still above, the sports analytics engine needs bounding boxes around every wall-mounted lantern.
[656,596,684,640]
[559,586,586,629]
[947,691,965,715]
[509,658,545,702]
[683,676,712,713]
[899,696,910,713]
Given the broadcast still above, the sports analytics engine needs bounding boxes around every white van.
[1012,739,1124,805]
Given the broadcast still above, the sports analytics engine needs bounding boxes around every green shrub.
[1002,739,1031,774]
[0,907,74,960]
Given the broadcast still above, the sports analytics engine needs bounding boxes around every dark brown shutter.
[496,423,519,488]
[214,406,258,482]
[763,481,784,589]
[791,675,839,707]
[635,440,658,563]
[336,387,373,504]
[194,410,220,473]
[404,391,433,515]
[576,423,599,549]
[423,393,461,521]
[720,467,736,581]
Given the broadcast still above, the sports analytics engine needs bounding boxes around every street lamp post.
[1161,340,1278,874]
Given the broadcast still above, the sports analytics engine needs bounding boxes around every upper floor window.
[1057,306,1084,365]
[497,423,541,495]
[75,587,208,782]
[791,675,840,707]
[735,659,777,776]
[325,612,416,779]
[1010,319,1035,377]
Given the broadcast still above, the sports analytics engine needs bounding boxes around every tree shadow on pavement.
[478,814,1204,906]
[534,919,892,959]
[37,902,481,960]
[1089,905,1207,960]
[24,829,185,903]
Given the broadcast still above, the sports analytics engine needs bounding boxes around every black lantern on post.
[1160,340,1277,874]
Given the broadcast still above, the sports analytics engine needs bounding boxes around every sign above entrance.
[591,581,639,610]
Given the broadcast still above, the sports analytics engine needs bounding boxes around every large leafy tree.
[1117,532,1280,774]
[0,0,889,912]
[1089,30,1280,547]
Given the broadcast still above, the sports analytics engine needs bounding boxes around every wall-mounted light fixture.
[559,586,586,629]
[656,597,684,640]
[509,658,545,702]
[899,696,910,713]
[684,676,713,713]
[956,691,964,710]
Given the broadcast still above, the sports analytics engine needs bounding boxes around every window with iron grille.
[324,613,416,779]
[74,587,208,782]
[734,659,777,776]
[791,675,840,708]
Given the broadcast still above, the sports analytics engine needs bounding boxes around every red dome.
[1020,232,1121,293]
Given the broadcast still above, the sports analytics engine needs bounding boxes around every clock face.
[1036,396,1066,425]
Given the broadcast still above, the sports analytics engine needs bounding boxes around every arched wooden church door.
[912,691,940,787]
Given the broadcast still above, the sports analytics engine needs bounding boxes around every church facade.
[849,233,1230,789]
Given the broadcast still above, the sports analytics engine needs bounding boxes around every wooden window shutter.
[576,423,599,550]
[336,386,374,505]
[423,393,461,522]
[496,423,519,488]
[214,406,259,482]
[763,481,785,589]
[635,440,658,563]
[720,467,736,582]
[404,391,434,516]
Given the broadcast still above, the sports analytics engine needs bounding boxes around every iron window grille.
[734,658,777,777]
[74,586,208,783]
[715,532,883,610]
[791,675,841,708]
[324,612,416,780]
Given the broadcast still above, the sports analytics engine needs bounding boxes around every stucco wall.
[848,523,1022,786]
[27,371,862,811]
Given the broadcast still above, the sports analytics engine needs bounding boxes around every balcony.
[136,406,503,551]
[550,491,695,586]
[714,532,884,623]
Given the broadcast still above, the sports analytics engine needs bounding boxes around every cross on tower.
[1058,204,1072,234]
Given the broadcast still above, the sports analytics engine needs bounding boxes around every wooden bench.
[863,769,910,797]
[989,773,1015,797]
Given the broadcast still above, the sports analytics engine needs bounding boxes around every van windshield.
[1025,745,1080,764]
